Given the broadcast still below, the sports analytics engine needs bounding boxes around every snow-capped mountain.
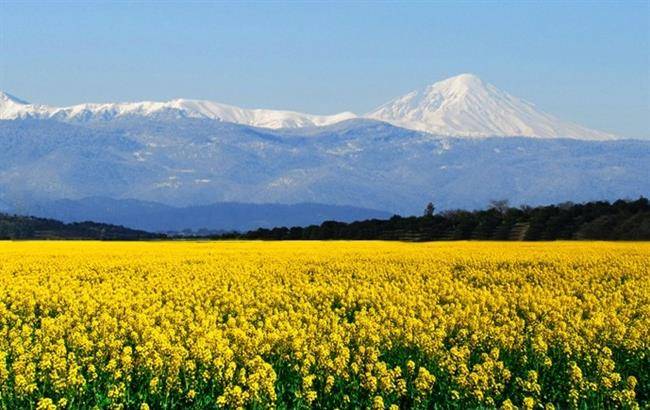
[1,74,616,139]
[0,75,644,231]
[366,74,615,139]
[0,91,356,129]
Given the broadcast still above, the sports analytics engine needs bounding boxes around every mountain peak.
[0,91,29,105]
[366,74,615,140]
[439,73,484,88]
[0,91,33,119]
[423,73,489,100]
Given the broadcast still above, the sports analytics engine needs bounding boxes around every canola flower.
[0,241,648,409]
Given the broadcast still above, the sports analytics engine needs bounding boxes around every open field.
[0,241,648,409]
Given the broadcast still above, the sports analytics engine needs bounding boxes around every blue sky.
[1,1,648,138]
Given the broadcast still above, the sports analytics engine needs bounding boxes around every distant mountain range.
[1,74,614,139]
[20,197,391,233]
[0,74,646,231]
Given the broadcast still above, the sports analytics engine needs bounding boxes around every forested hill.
[228,198,650,241]
[0,213,164,240]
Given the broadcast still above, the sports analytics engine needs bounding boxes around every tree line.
[2,197,648,241]
[0,213,163,240]
[215,197,650,241]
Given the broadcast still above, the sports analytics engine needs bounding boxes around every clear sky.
[1,1,648,138]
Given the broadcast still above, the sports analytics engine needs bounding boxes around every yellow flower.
[149,377,159,393]
[36,398,57,410]
[414,367,436,393]
[372,395,384,410]
[569,362,583,384]
[305,390,317,403]
[626,376,637,389]
[406,360,416,375]
[523,396,535,410]
[325,375,335,393]
[500,399,516,410]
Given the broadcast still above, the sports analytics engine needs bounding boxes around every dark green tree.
[424,202,435,217]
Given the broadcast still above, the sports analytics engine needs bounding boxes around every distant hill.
[0,213,163,240]
[229,198,650,241]
[15,197,392,233]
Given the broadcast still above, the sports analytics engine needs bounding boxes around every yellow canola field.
[0,241,648,409]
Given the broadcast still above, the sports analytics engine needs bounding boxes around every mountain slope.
[366,74,615,139]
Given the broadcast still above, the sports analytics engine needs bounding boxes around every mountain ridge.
[0,91,356,129]
[17,196,392,232]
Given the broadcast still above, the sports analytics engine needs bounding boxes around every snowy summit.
[366,74,615,139]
